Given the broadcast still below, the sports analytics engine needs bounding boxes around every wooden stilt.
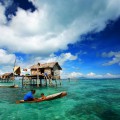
[22,76,24,87]
[30,79,31,86]
[40,79,42,86]
[36,79,37,86]
[37,79,39,87]
[55,78,57,86]
[31,79,33,86]
[32,79,33,86]
[59,79,62,85]
[33,79,35,86]
[46,79,47,86]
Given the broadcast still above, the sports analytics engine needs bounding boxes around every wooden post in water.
[37,76,40,87]
[55,78,57,86]
[35,79,36,86]
[40,78,42,86]
[33,79,34,86]
[44,75,47,86]
[22,76,24,87]
[32,79,33,86]
[37,66,40,87]
[30,79,31,86]
[31,79,32,86]
[59,79,62,86]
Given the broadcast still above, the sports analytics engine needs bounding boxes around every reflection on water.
[0,79,120,120]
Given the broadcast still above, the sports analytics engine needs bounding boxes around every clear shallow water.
[0,79,120,120]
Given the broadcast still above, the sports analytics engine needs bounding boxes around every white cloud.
[68,72,83,78]
[0,0,120,55]
[86,72,120,78]
[29,52,77,66]
[0,65,14,75]
[0,49,16,65]
[105,73,114,78]
[102,51,120,66]
[0,70,4,75]
[0,49,17,75]
[0,4,7,24]
[86,72,96,78]
[61,71,120,79]
[90,72,120,78]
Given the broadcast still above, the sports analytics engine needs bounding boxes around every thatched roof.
[13,66,21,75]
[30,63,41,69]
[30,62,62,70]
[2,73,13,77]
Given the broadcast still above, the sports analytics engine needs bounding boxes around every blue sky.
[0,0,120,78]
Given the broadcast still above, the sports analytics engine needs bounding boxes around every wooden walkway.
[0,75,62,87]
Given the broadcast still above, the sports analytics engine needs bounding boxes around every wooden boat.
[16,91,67,104]
[0,85,18,88]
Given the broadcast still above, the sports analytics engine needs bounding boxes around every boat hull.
[16,91,67,104]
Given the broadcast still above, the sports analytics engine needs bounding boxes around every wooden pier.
[21,75,45,87]
[0,75,62,88]
[15,74,61,87]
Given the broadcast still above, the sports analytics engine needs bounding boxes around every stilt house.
[1,73,14,80]
[30,62,62,79]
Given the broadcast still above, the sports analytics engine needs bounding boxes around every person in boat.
[36,93,46,102]
[24,90,36,101]
[40,93,46,100]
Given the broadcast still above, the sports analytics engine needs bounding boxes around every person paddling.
[24,90,36,101]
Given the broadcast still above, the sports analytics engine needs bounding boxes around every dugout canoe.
[0,85,18,88]
[16,91,67,104]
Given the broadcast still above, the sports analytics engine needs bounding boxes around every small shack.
[30,62,62,79]
[1,73,14,80]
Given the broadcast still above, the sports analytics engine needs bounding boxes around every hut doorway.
[41,68,44,74]
[51,69,54,76]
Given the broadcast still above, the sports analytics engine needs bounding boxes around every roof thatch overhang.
[2,73,13,77]
[30,62,62,70]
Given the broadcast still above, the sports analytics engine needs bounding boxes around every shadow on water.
[101,109,120,120]
[66,99,120,120]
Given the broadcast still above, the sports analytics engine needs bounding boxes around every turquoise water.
[0,79,120,120]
